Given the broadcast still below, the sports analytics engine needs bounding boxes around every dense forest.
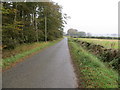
[2,1,66,49]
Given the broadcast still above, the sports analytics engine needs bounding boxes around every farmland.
[76,38,119,49]
[68,38,119,88]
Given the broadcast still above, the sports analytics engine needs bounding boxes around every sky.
[52,0,119,35]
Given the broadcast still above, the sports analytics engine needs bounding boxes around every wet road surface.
[3,38,77,88]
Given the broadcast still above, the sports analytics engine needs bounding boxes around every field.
[76,38,118,49]
[68,38,119,88]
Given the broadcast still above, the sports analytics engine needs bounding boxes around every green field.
[75,38,118,49]
[68,39,118,88]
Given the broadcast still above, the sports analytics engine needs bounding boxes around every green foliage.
[2,2,65,49]
[2,8,15,14]
[2,24,20,49]
[73,38,119,71]
[68,39,118,88]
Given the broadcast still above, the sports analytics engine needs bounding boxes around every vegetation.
[2,1,66,49]
[67,28,87,37]
[73,38,119,72]
[66,29,118,39]
[2,38,62,70]
[82,36,120,40]
[77,38,118,49]
[68,39,118,88]
[2,1,66,70]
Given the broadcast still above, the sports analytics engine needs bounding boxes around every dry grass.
[76,38,119,49]
[2,42,48,59]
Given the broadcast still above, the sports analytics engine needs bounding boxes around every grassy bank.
[2,38,63,70]
[68,39,118,88]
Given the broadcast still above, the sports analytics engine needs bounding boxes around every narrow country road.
[3,38,77,88]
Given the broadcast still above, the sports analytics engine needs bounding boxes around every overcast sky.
[52,0,119,35]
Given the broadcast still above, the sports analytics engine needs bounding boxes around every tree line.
[67,28,91,37]
[67,29,119,39]
[2,1,66,49]
[79,36,120,40]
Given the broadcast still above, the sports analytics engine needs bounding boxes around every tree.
[2,1,65,49]
[86,33,92,37]
[78,31,86,37]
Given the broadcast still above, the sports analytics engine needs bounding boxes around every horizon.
[52,0,119,35]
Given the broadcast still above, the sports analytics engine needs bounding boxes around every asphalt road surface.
[3,38,77,88]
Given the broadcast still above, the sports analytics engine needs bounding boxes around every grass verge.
[2,38,63,71]
[68,39,118,88]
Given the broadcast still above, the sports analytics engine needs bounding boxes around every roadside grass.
[68,39,118,88]
[2,42,47,59]
[76,38,118,49]
[2,38,63,70]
